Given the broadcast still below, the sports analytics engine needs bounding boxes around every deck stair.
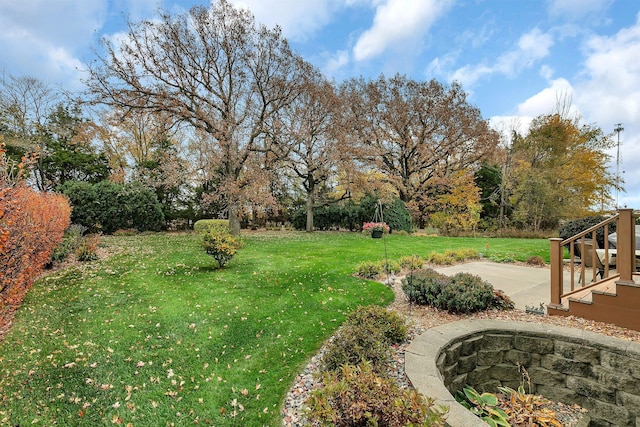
[548,209,640,331]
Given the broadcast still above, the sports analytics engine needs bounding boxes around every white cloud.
[352,0,452,62]
[574,15,640,127]
[322,50,351,77]
[0,0,109,87]
[516,77,577,118]
[572,13,640,208]
[450,28,554,87]
[547,0,612,21]
[230,0,341,42]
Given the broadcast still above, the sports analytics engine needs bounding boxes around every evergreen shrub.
[402,270,514,313]
[60,180,164,233]
[193,219,230,233]
[322,305,406,374]
[401,269,449,306]
[558,215,616,248]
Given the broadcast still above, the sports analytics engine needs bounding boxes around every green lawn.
[0,231,549,426]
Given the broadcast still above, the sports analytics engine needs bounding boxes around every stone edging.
[405,319,640,427]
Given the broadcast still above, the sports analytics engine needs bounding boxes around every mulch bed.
[282,273,640,426]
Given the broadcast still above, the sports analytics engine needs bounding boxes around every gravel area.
[282,274,640,426]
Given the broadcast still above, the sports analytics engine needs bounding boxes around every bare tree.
[269,70,350,231]
[85,1,308,234]
[341,74,499,225]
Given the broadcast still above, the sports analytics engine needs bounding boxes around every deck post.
[549,238,563,305]
[616,208,635,284]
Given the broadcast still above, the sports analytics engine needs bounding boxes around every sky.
[1,0,639,209]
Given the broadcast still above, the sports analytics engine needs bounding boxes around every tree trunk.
[306,187,314,232]
[228,203,241,236]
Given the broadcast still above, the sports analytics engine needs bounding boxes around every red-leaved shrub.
[0,142,71,313]
[0,186,71,308]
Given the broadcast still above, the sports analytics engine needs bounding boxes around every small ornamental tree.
[199,223,243,268]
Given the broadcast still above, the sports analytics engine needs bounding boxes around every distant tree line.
[0,1,617,235]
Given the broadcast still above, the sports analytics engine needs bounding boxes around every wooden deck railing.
[549,208,637,307]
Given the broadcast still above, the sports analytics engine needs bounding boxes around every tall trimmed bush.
[60,180,164,233]
[0,186,71,308]
[558,215,616,248]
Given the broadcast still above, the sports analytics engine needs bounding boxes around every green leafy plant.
[401,269,450,306]
[49,224,87,264]
[323,306,406,374]
[356,260,384,278]
[193,219,230,233]
[402,270,513,313]
[344,305,407,345]
[455,385,510,427]
[306,361,447,427]
[200,225,243,268]
[437,273,495,314]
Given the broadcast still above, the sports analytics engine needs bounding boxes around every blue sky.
[1,0,639,209]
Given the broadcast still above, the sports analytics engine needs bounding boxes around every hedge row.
[0,185,71,308]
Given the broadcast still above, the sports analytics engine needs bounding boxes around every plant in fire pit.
[362,222,390,238]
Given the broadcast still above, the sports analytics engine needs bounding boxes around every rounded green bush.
[323,305,407,374]
[401,269,449,306]
[193,219,230,233]
[345,305,407,345]
[436,272,494,313]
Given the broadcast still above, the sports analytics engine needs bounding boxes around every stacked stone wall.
[405,320,640,427]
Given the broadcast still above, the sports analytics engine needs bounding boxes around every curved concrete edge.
[405,319,631,427]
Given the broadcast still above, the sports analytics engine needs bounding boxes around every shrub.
[427,252,453,265]
[356,261,384,279]
[558,215,615,248]
[306,361,447,427]
[75,235,101,262]
[401,269,449,306]
[398,255,425,271]
[382,197,412,233]
[344,305,407,345]
[427,249,479,265]
[193,219,230,233]
[525,256,545,266]
[49,224,87,264]
[492,289,515,311]
[200,226,243,268]
[0,186,70,308]
[356,259,401,278]
[323,306,406,374]
[60,180,165,234]
[436,273,495,314]
[402,270,512,313]
[322,321,392,375]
